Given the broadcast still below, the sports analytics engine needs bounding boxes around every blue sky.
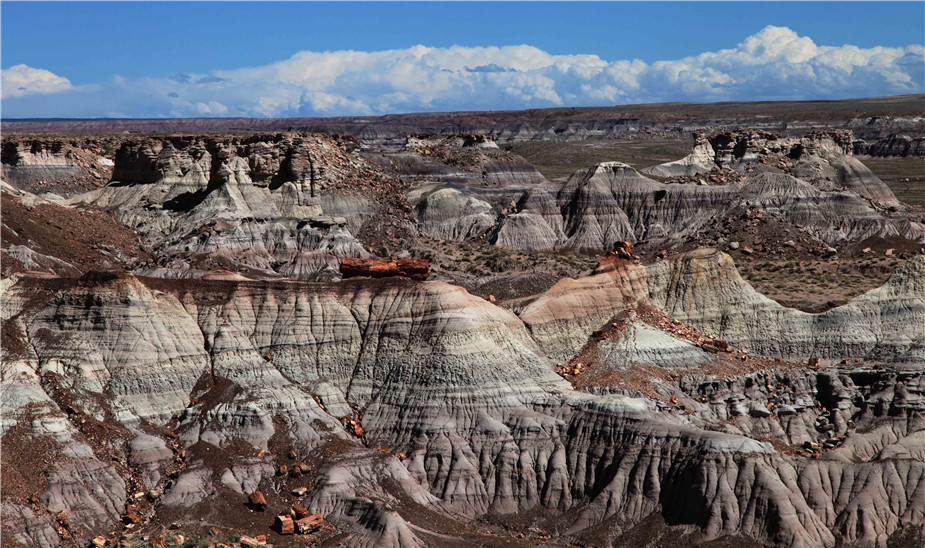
[2,2,923,118]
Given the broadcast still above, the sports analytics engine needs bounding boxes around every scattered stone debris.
[701,338,731,353]
[557,362,584,377]
[238,535,264,547]
[663,166,745,186]
[343,417,365,437]
[121,507,140,525]
[289,462,308,478]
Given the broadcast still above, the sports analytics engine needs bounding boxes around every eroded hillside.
[2,117,924,547]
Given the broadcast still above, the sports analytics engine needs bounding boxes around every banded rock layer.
[2,251,923,547]
[399,131,922,256]
[522,249,925,364]
[492,163,924,255]
[70,134,383,279]
[0,138,116,198]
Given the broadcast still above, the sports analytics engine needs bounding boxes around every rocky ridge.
[854,134,925,157]
[3,129,922,295]
[4,95,924,151]
[65,133,397,280]
[644,130,896,204]
[1,137,119,198]
[490,163,922,256]
[396,130,923,257]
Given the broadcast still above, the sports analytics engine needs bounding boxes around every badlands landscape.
[2,96,925,548]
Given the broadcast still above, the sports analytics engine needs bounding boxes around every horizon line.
[3,94,924,123]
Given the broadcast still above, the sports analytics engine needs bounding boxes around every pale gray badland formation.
[2,95,925,548]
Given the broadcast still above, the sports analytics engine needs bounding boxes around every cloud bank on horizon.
[2,26,923,118]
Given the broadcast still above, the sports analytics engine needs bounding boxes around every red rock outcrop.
[339,258,430,280]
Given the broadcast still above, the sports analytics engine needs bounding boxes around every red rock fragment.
[340,258,430,280]
[701,341,721,353]
[274,514,294,535]
[294,514,324,534]
[610,241,633,260]
[248,491,267,511]
[121,508,140,524]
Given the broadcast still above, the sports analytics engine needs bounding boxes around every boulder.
[247,491,267,511]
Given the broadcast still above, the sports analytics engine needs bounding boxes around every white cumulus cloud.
[2,26,922,118]
[1,64,73,99]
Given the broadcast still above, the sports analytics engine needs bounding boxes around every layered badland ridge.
[2,119,924,548]
[2,250,923,548]
[3,129,923,281]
